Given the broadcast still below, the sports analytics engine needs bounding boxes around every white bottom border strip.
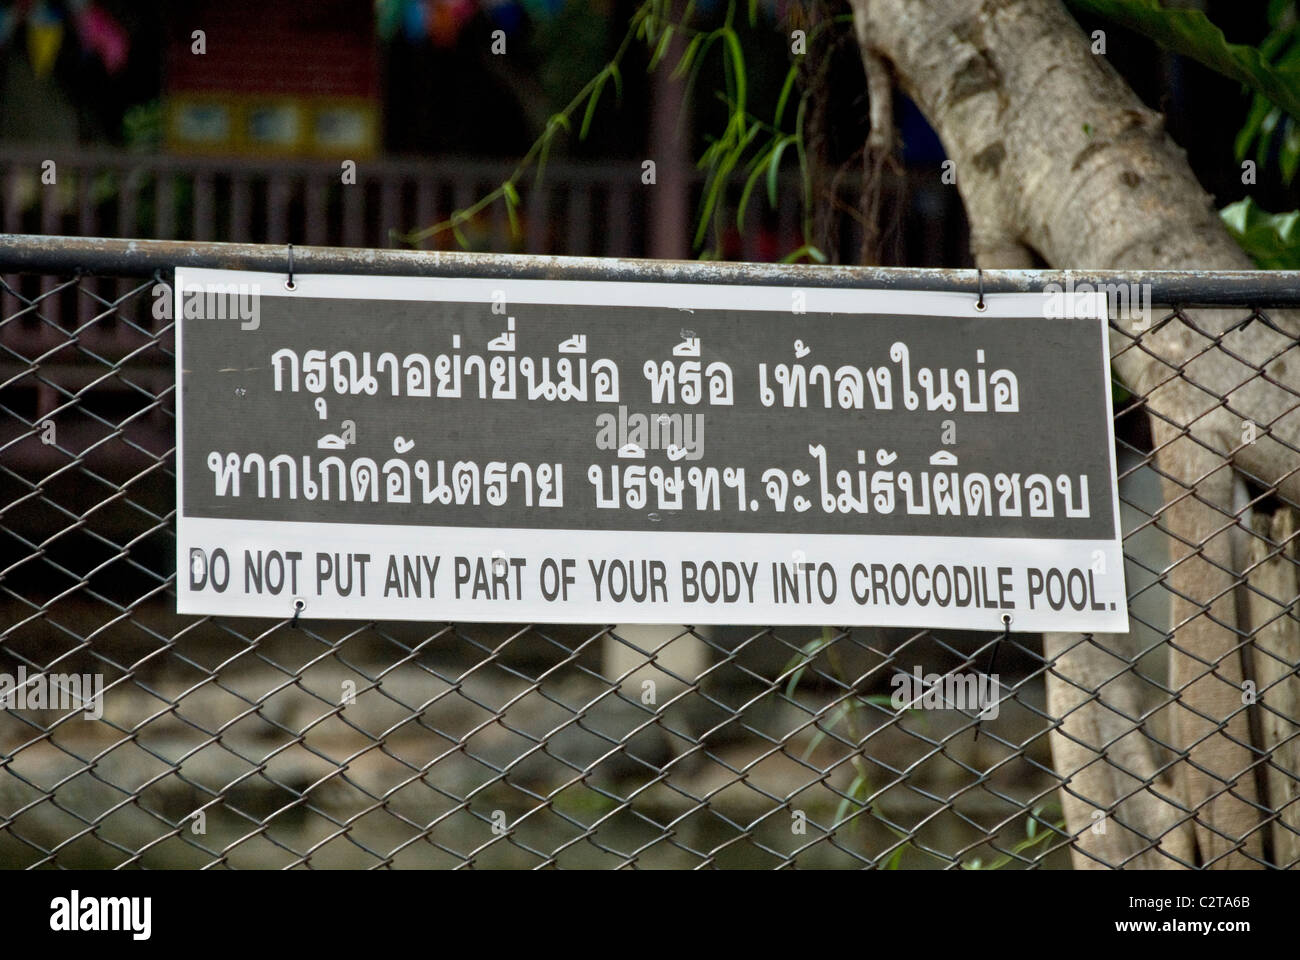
[177,517,1130,632]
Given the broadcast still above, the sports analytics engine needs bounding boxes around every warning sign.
[175,268,1126,631]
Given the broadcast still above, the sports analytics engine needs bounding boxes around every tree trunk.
[1246,507,1300,868]
[850,0,1300,868]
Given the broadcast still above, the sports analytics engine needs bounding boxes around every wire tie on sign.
[285,244,296,291]
[975,267,986,312]
[291,598,304,628]
[973,613,1011,742]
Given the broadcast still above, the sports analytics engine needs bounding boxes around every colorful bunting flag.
[429,0,475,48]
[0,0,130,76]
[27,3,64,79]
[375,0,404,41]
[402,0,427,41]
[76,3,128,74]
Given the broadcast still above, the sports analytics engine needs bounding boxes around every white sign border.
[174,270,1124,632]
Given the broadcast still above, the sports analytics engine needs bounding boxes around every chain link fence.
[0,236,1296,869]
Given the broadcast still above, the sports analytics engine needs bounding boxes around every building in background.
[1,0,1264,265]
[164,0,380,159]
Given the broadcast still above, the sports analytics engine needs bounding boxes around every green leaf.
[780,244,827,264]
[801,700,855,761]
[649,26,674,72]
[782,632,832,699]
[883,843,907,870]
[697,128,731,171]
[580,73,609,140]
[798,694,900,761]
[720,28,747,118]
[1067,0,1300,121]
[1235,94,1277,161]
[794,95,815,245]
[502,182,522,238]
[737,141,777,230]
[536,137,553,189]
[767,135,794,207]
[861,694,898,708]
[1220,196,1300,268]
[681,31,722,130]
[1259,19,1298,61]
[671,33,705,82]
[693,119,760,249]
[1258,107,1282,170]
[608,62,623,104]
[774,64,799,131]
[833,773,867,827]
[504,196,520,239]
[1282,118,1300,183]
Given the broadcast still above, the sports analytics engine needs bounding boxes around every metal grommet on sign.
[291,597,304,627]
[974,267,986,312]
[285,244,296,291]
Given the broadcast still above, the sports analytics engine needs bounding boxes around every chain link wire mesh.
[0,245,1296,869]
